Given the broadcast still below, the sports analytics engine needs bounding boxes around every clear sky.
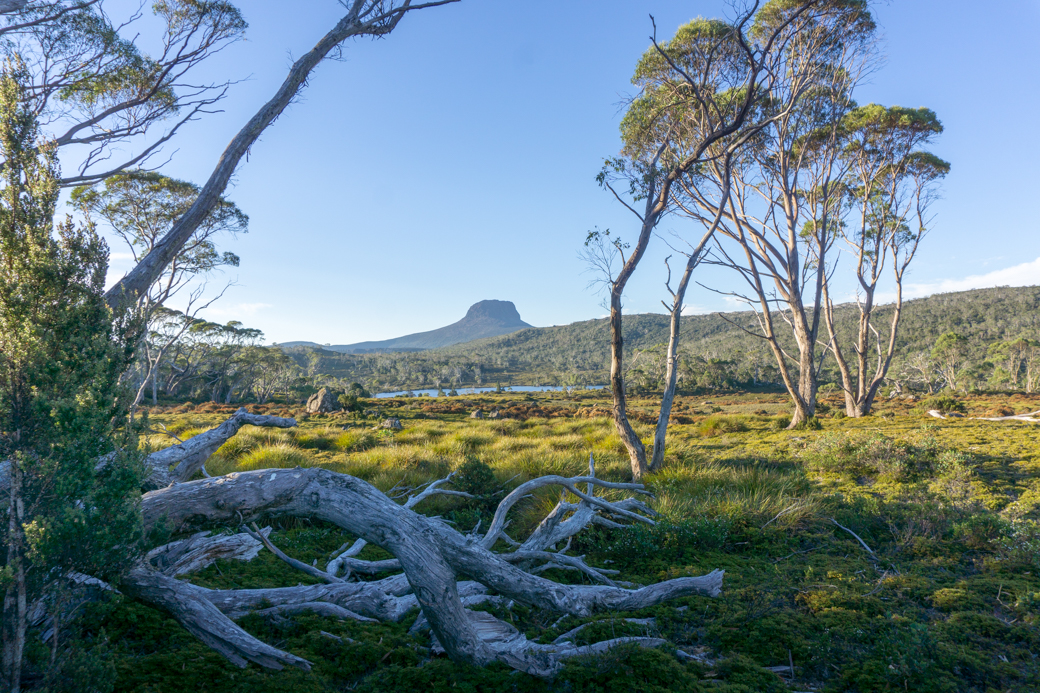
[92,0,1040,345]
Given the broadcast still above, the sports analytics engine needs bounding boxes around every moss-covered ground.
[66,391,1040,692]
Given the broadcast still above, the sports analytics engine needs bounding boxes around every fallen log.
[142,408,296,488]
[129,465,724,677]
[927,409,1040,422]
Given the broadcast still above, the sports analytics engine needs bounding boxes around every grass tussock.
[109,390,1040,693]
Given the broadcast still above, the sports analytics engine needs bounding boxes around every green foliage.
[453,456,498,497]
[337,392,364,414]
[0,67,143,690]
[922,394,966,414]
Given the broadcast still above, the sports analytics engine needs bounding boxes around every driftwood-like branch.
[120,565,312,671]
[130,467,723,676]
[146,527,271,576]
[927,409,1040,423]
[242,522,342,584]
[143,408,295,488]
[326,473,473,578]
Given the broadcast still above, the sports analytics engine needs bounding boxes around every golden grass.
[147,390,1040,530]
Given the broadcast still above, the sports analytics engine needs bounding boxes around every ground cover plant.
[53,389,1040,692]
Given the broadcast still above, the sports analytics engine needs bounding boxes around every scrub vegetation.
[62,389,1040,692]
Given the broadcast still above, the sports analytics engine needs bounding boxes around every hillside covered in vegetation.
[287,286,1040,395]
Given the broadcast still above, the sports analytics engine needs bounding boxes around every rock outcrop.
[306,388,338,414]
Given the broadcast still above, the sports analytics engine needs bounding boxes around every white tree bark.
[142,408,296,488]
[126,465,724,677]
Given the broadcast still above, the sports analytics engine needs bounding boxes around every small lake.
[374,385,605,399]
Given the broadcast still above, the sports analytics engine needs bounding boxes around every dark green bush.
[454,456,498,497]
[921,394,966,414]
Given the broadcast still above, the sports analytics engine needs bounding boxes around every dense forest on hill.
[285,286,1040,395]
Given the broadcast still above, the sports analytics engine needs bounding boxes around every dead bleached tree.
[129,432,723,677]
[6,410,726,677]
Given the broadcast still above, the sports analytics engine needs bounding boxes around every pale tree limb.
[242,522,342,585]
[142,408,296,488]
[105,0,461,310]
[129,467,724,677]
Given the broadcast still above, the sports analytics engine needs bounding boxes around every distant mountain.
[280,300,533,353]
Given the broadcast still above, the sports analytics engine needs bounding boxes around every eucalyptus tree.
[73,171,248,408]
[822,105,948,416]
[1,0,248,185]
[682,0,878,427]
[595,1,835,480]
[71,171,248,311]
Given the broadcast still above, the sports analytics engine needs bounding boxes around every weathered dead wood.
[197,574,424,623]
[927,409,1040,422]
[120,565,312,671]
[241,522,342,584]
[249,602,377,623]
[132,467,723,676]
[146,527,271,576]
[142,408,295,488]
[969,409,1040,422]
[325,474,473,578]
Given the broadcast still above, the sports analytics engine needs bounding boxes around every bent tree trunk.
[610,287,648,480]
[651,163,730,471]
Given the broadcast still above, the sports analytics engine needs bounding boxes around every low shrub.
[802,432,920,479]
[453,456,498,497]
[921,394,966,415]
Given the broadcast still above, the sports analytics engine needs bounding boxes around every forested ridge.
[286,285,1040,393]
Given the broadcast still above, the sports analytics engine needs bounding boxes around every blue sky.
[92,0,1040,345]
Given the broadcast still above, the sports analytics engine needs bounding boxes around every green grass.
[57,391,1040,692]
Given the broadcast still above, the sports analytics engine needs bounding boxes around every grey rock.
[381,418,403,430]
[306,388,338,414]
[470,410,484,419]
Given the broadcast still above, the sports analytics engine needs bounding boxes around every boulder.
[488,410,501,419]
[381,418,403,430]
[470,410,484,419]
[306,388,338,414]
